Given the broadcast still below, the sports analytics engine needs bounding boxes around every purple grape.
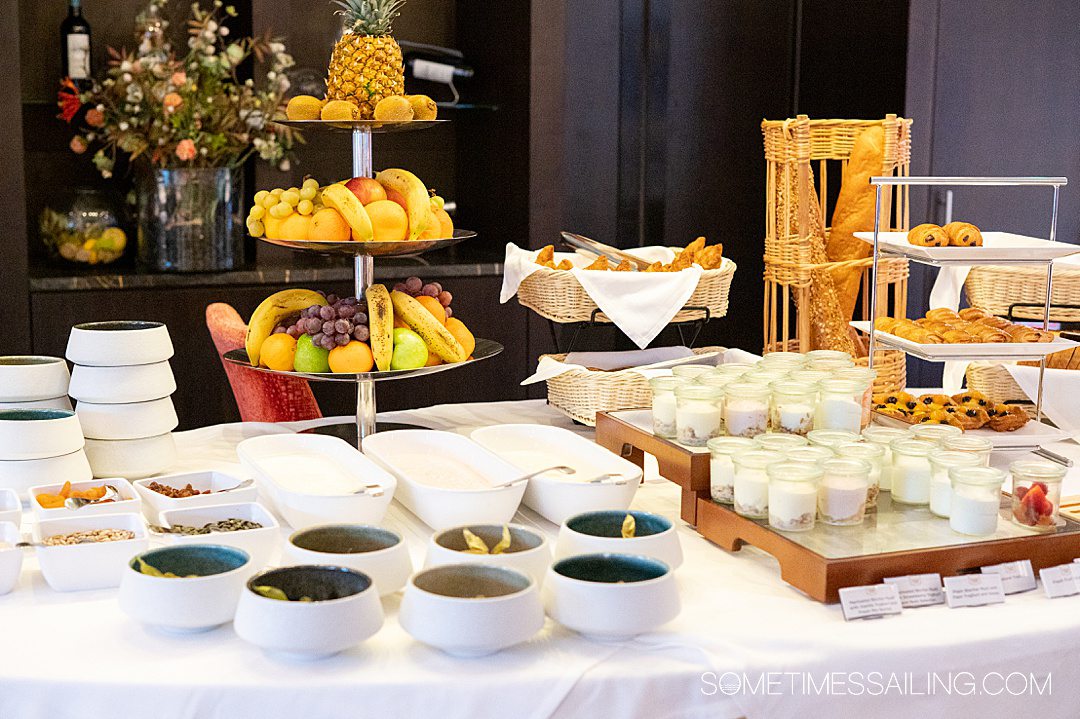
[303,317,321,334]
[438,291,452,306]
[316,290,326,298]
[334,319,351,334]
[392,282,407,293]
[272,326,286,334]
[353,325,370,342]
[421,284,439,298]
[325,293,339,305]
[431,282,442,294]
[337,304,356,319]
[404,276,422,293]
[320,335,337,351]
[343,296,359,306]
[320,320,335,335]
[311,332,325,345]
[336,333,351,347]
[319,306,334,321]
[286,326,300,339]
[444,305,453,318]
[353,311,368,325]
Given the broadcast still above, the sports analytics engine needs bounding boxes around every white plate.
[871,412,1068,449]
[854,231,1080,264]
[852,321,1078,361]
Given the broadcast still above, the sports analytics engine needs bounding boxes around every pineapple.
[326,0,406,120]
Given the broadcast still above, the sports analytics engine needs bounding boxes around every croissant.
[975,315,1012,330]
[907,223,948,247]
[959,307,992,322]
[926,308,962,322]
[874,316,900,333]
[944,221,983,247]
[941,329,975,343]
[1006,325,1044,343]
[968,325,1009,343]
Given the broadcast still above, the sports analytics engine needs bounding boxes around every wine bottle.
[61,0,92,90]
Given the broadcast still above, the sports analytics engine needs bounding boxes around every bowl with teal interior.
[0,356,70,403]
[285,524,412,596]
[543,553,680,641]
[399,564,545,657]
[0,409,85,461]
[118,544,251,633]
[554,510,682,569]
[424,523,551,583]
[65,320,174,367]
[233,565,384,660]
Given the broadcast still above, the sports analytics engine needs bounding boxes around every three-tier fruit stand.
[224,119,503,446]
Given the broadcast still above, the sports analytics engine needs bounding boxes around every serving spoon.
[64,484,122,510]
[491,465,576,489]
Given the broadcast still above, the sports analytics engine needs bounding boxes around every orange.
[260,332,298,371]
[394,316,409,329]
[415,295,446,324]
[280,213,313,240]
[445,317,475,357]
[365,200,409,242]
[328,341,374,373]
[417,211,441,240]
[384,187,408,214]
[309,208,352,241]
[263,215,286,240]
[424,353,443,367]
[434,208,453,238]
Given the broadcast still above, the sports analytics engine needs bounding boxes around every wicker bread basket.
[542,346,726,426]
[517,259,736,324]
[965,264,1080,323]
[964,362,1035,411]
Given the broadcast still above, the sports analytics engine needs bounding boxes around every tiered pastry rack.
[224,119,503,447]
[864,175,1069,457]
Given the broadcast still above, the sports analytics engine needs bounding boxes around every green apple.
[390,328,429,370]
[293,334,331,373]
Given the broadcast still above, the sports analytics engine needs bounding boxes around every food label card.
[1039,564,1080,599]
[981,560,1037,595]
[943,574,1006,608]
[883,573,945,608]
[839,584,903,621]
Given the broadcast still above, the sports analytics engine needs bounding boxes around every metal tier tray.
[255,229,477,257]
[222,338,503,382]
[854,230,1080,266]
[273,118,448,133]
[851,320,1078,361]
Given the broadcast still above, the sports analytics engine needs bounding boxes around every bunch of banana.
[245,289,328,366]
[366,284,394,371]
[375,169,435,240]
[321,184,374,241]
[390,290,467,363]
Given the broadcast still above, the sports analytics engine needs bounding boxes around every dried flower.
[163,92,183,111]
[69,136,88,154]
[170,71,187,86]
[175,138,197,161]
[85,108,105,127]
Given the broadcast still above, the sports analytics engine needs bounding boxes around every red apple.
[344,177,387,205]
[384,186,408,213]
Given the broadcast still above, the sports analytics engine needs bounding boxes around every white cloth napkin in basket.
[500,242,704,348]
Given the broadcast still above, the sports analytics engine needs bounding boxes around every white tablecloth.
[2,400,1079,719]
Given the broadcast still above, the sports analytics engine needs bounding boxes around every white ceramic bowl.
[543,553,680,641]
[133,470,257,523]
[34,512,149,592]
[237,434,395,529]
[69,361,176,404]
[157,502,279,571]
[0,356,70,402]
[471,424,643,524]
[75,397,178,441]
[28,477,141,521]
[0,449,93,500]
[362,430,527,531]
[83,433,176,479]
[0,521,23,595]
[400,564,544,657]
[234,565,384,660]
[285,524,411,596]
[0,488,21,530]
[555,510,683,569]
[65,321,174,367]
[0,409,84,461]
[424,524,551,583]
[0,397,73,411]
[119,544,252,632]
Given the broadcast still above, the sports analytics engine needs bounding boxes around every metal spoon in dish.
[491,465,576,489]
[218,478,255,493]
[64,484,122,510]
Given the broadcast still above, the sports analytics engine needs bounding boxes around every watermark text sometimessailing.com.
[701,671,1051,698]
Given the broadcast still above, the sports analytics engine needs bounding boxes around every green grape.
[247,219,265,236]
[297,199,314,215]
[299,185,317,201]
[249,204,266,220]
[269,202,293,219]
[253,190,269,206]
[270,188,284,197]
[260,193,279,209]
[302,178,319,192]
[281,190,301,206]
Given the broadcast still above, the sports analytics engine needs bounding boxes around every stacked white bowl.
[66,321,179,479]
[0,358,91,498]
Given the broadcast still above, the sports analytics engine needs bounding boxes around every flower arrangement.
[58,0,299,178]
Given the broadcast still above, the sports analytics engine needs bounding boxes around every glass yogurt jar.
[707,436,756,504]
[909,423,963,446]
[760,351,808,369]
[861,426,907,492]
[733,450,784,519]
[814,379,868,433]
[769,380,817,436]
[949,466,1006,536]
[834,367,876,429]
[1009,460,1067,532]
[722,382,771,439]
[818,457,872,526]
[928,451,982,518]
[807,429,861,453]
[675,384,723,447]
[835,441,884,509]
[941,435,994,466]
[672,364,715,380]
[649,376,686,439]
[767,462,822,532]
[753,432,808,453]
[889,439,937,505]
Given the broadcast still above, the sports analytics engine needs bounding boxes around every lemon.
[97,227,127,252]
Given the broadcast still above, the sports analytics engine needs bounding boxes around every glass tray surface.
[272,118,448,133]
[255,229,477,257]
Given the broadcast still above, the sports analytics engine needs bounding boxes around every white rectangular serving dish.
[236,433,395,529]
[470,424,642,524]
[854,231,1080,264]
[133,470,257,524]
[34,512,149,592]
[852,321,1078,361]
[362,430,527,530]
[158,501,279,571]
[0,488,20,530]
[28,477,141,520]
[870,412,1068,449]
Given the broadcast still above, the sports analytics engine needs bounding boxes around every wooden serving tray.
[596,409,1080,603]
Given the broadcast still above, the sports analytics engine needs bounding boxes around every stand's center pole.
[352,126,373,178]
[352,124,377,446]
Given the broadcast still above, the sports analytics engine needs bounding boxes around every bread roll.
[944,221,983,247]
[907,223,948,247]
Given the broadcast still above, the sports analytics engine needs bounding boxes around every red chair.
[206,302,322,423]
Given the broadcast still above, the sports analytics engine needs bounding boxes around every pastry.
[925,308,962,322]
[874,316,900,333]
[944,221,983,247]
[940,329,975,343]
[967,325,1009,343]
[988,404,1030,432]
[959,307,992,321]
[948,405,990,430]
[952,391,991,408]
[907,223,948,247]
[535,245,554,265]
[583,255,610,271]
[614,259,634,272]
[975,315,1012,330]
[918,393,955,409]
[915,409,964,428]
[874,403,909,420]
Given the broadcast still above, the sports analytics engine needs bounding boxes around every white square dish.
[157,501,279,571]
[34,512,149,592]
[133,470,257,523]
[28,477,141,520]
